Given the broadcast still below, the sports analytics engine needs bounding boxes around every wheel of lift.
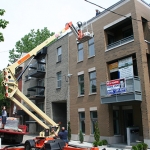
[25,140,35,150]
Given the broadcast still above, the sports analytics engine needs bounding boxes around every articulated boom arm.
[2,22,74,136]
[2,21,93,137]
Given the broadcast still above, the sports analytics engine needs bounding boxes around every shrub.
[137,143,143,150]
[94,122,100,142]
[93,141,99,147]
[102,139,108,145]
[142,143,148,150]
[79,130,84,143]
[132,145,138,150]
[98,141,103,146]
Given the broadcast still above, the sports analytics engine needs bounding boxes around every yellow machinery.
[2,21,93,138]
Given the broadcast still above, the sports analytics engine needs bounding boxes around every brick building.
[68,0,150,146]
[22,34,69,133]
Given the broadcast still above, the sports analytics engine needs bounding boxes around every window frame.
[89,71,97,94]
[56,71,61,88]
[78,74,84,96]
[90,111,98,134]
[57,47,62,63]
[79,112,85,133]
[88,38,95,58]
[78,43,84,62]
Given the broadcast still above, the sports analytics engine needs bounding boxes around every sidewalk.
[68,140,132,150]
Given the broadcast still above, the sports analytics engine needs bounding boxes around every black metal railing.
[107,35,134,50]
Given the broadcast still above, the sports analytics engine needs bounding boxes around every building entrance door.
[123,109,133,142]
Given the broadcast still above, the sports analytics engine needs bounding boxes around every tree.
[0,9,9,42]
[79,130,84,143]
[0,71,10,112]
[93,121,100,147]
[9,28,54,63]
[68,121,71,141]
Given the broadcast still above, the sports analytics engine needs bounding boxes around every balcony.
[27,86,45,100]
[106,35,134,51]
[100,77,142,104]
[34,47,47,59]
[28,62,46,78]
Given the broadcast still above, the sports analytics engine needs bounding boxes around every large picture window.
[79,112,85,133]
[89,71,97,93]
[78,74,84,95]
[78,43,83,62]
[88,38,95,57]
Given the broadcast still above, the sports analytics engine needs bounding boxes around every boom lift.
[2,22,93,150]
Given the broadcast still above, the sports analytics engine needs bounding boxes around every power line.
[85,0,150,22]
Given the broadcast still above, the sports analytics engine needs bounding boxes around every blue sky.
[0,0,149,70]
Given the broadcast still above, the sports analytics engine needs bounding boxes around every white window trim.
[90,107,97,111]
[78,71,84,75]
[88,67,96,72]
[78,108,85,112]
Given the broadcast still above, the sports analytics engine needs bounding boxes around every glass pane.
[90,80,97,93]
[81,120,85,133]
[78,49,83,61]
[78,74,84,82]
[78,43,83,49]
[91,111,97,118]
[113,110,120,135]
[79,82,84,95]
[80,112,85,119]
[89,44,95,57]
[57,47,62,55]
[88,38,94,45]
[90,71,96,79]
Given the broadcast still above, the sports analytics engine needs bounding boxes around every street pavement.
[0,134,132,150]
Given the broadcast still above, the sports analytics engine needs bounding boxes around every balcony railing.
[27,86,45,100]
[107,35,134,50]
[100,76,142,104]
[29,62,46,78]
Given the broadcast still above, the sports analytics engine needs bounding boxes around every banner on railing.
[106,78,126,95]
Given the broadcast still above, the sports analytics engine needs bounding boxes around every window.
[57,72,61,88]
[89,71,97,93]
[88,38,95,57]
[57,47,62,62]
[78,74,84,95]
[78,43,83,62]
[90,111,98,134]
[79,112,85,133]
[113,110,120,135]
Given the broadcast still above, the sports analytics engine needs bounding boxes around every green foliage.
[98,141,103,146]
[68,121,71,141]
[0,71,10,110]
[132,143,148,150]
[93,121,100,147]
[9,28,54,63]
[137,143,143,150]
[132,145,138,150]
[0,9,9,42]
[79,130,84,143]
[101,139,108,145]
[94,122,100,142]
[142,143,148,150]
[93,141,99,147]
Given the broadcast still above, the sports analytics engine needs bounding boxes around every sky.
[0,0,149,70]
